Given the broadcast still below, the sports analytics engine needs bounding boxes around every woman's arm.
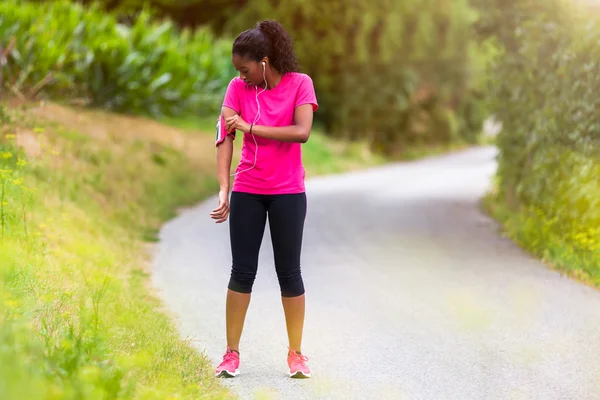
[225,103,314,143]
[210,106,237,223]
[216,106,237,192]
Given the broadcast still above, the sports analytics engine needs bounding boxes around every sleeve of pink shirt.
[222,78,241,113]
[215,78,240,147]
[295,74,319,112]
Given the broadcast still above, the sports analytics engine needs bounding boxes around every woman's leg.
[267,193,307,353]
[226,191,267,352]
[281,294,305,353]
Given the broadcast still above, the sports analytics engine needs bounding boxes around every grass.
[0,100,233,400]
[393,140,478,161]
[481,186,600,290]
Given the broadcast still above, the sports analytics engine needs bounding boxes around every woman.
[210,19,318,379]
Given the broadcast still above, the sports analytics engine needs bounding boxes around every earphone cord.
[231,63,267,177]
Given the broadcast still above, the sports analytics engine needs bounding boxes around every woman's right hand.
[210,189,230,223]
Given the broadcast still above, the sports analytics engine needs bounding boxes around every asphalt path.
[151,146,600,400]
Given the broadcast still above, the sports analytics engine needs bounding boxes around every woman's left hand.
[225,115,251,133]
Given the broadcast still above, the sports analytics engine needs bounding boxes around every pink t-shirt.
[215,72,318,195]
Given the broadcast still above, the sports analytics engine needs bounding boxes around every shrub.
[0,0,235,118]
[480,0,600,283]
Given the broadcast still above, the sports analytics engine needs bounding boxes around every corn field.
[0,0,235,117]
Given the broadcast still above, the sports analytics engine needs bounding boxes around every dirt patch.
[15,128,43,158]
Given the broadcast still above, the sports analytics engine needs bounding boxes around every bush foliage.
[0,0,235,117]
[479,0,600,284]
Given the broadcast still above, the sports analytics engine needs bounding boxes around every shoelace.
[222,351,238,363]
[289,353,309,366]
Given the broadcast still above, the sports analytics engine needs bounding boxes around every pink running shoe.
[215,347,240,378]
[287,348,311,378]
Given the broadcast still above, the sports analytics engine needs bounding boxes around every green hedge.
[0,0,235,117]
[482,0,600,285]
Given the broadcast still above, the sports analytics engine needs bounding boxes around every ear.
[261,57,269,67]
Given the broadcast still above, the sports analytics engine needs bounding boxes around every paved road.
[151,146,600,400]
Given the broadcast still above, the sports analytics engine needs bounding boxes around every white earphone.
[231,60,267,177]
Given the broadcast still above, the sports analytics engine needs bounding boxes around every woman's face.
[232,54,266,87]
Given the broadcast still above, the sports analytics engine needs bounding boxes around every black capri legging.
[228,191,307,298]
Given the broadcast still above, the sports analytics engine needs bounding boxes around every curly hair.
[232,20,300,74]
